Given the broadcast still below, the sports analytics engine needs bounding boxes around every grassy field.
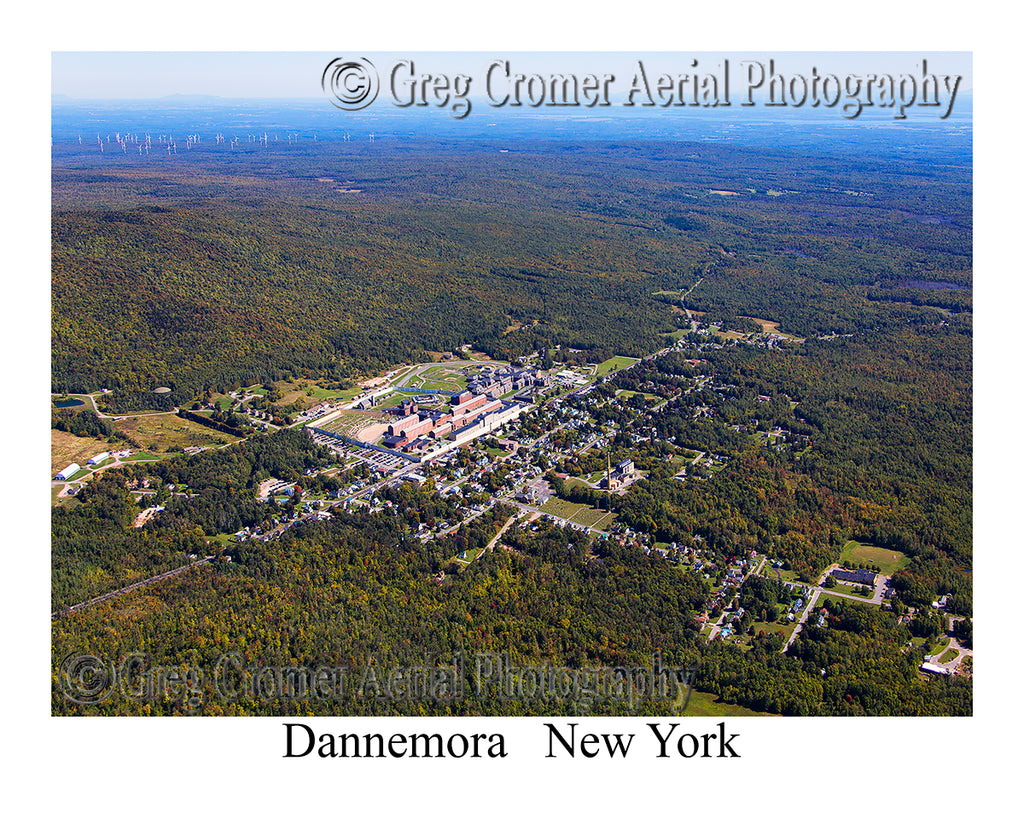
[113,414,238,453]
[748,621,798,641]
[596,355,640,376]
[539,497,587,520]
[764,566,801,583]
[840,540,910,575]
[740,316,806,342]
[51,430,111,477]
[269,380,362,408]
[681,689,774,717]
[615,389,658,401]
[936,647,959,664]
[403,364,470,393]
[538,497,615,530]
[573,506,616,529]
[817,590,876,607]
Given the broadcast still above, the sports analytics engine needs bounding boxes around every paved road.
[705,609,728,642]
[783,588,821,652]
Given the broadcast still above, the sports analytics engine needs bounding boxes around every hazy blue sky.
[52,52,972,99]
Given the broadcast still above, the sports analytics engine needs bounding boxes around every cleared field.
[840,540,910,575]
[817,590,875,607]
[596,356,640,376]
[267,380,361,409]
[740,315,806,341]
[51,430,111,477]
[682,690,774,717]
[113,414,238,452]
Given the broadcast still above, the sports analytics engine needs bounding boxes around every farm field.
[51,429,110,477]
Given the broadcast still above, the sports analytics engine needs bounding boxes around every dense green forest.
[52,139,969,403]
[52,136,971,716]
[53,468,967,716]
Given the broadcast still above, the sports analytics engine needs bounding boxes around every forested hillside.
[52,139,970,403]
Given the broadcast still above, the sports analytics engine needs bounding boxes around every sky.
[52,51,973,100]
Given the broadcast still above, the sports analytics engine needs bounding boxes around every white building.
[87,452,110,466]
[56,463,80,481]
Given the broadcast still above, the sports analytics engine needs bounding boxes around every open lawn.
[840,540,910,574]
[453,547,482,565]
[113,414,238,453]
[596,355,640,376]
[51,430,111,477]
